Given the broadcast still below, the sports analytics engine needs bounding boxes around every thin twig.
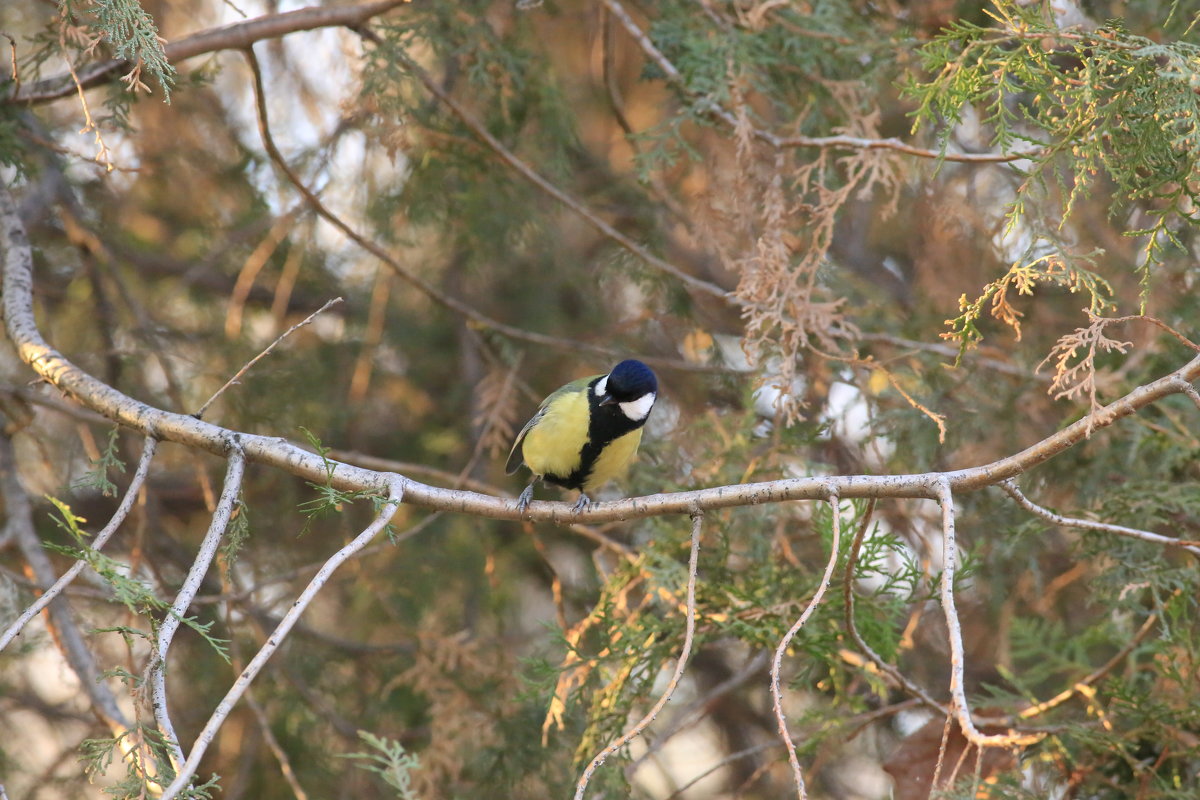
[858,332,1046,381]
[600,0,1039,165]
[158,478,404,800]
[928,713,956,796]
[1099,314,1200,352]
[351,26,728,301]
[241,45,728,375]
[769,487,842,800]
[0,436,157,651]
[1000,479,1200,556]
[573,511,703,800]
[245,692,311,800]
[841,500,946,713]
[150,443,246,768]
[3,32,19,96]
[0,431,131,733]
[1018,613,1158,720]
[934,479,1045,748]
[196,297,343,419]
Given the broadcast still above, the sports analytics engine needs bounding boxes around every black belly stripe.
[542,377,646,491]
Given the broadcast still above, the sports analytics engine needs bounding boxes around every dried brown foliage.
[1038,314,1200,432]
[705,76,904,423]
[471,354,522,460]
[398,627,528,799]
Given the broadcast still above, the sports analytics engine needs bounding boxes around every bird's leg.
[572,493,592,513]
[516,477,541,513]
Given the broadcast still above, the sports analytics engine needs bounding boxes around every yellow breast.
[582,427,643,492]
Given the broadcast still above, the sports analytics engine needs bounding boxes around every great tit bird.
[506,359,658,513]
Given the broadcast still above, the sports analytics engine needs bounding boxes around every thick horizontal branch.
[4,182,1200,525]
[6,0,412,105]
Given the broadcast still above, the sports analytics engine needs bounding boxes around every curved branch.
[1000,479,1200,556]
[351,26,729,301]
[150,445,246,768]
[4,182,1200,525]
[934,480,1044,749]
[770,488,842,800]
[0,436,157,652]
[573,511,703,800]
[7,0,414,105]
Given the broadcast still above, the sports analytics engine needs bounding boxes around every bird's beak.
[598,394,617,407]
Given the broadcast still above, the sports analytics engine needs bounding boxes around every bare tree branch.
[770,488,842,800]
[7,0,414,105]
[1000,479,1200,556]
[934,479,1044,749]
[158,478,404,800]
[150,445,246,769]
[573,511,703,800]
[4,182,1200,520]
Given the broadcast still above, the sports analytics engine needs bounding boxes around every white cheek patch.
[594,376,608,397]
[619,393,655,422]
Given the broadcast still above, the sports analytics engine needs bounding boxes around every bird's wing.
[505,375,598,475]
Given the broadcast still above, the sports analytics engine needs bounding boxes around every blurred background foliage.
[1,0,1198,798]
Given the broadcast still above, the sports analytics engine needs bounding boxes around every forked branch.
[0,436,158,652]
[573,511,703,800]
[934,479,1044,749]
[149,445,246,769]
[158,479,404,800]
[770,488,843,799]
